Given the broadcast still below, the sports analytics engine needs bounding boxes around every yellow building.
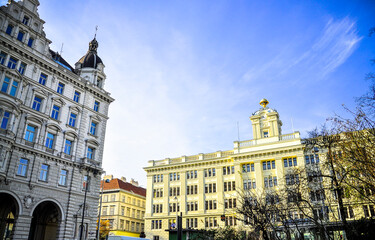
[99,175,146,238]
[143,99,374,240]
[143,99,306,240]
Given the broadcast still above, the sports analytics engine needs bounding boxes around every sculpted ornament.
[24,195,34,209]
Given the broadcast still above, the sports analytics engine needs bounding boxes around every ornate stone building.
[0,0,114,239]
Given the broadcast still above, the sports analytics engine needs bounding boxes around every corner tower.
[250,98,282,139]
[75,37,106,88]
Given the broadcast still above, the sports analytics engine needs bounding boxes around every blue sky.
[8,0,375,186]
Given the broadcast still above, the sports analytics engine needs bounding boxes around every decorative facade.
[0,0,114,239]
[99,175,146,238]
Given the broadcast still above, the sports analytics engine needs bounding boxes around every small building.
[100,175,147,238]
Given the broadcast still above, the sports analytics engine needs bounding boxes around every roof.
[49,49,75,72]
[76,37,103,69]
[102,178,146,197]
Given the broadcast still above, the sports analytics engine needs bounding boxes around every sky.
[4,0,374,187]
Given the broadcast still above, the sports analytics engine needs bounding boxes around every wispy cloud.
[241,17,362,84]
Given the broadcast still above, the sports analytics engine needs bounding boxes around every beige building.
[144,99,305,240]
[99,175,146,238]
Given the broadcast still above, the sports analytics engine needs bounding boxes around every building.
[99,175,146,238]
[144,99,303,240]
[0,0,114,239]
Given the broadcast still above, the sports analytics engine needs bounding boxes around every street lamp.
[80,174,90,240]
[174,196,182,240]
[96,171,107,240]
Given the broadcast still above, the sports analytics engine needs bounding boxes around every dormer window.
[22,16,30,25]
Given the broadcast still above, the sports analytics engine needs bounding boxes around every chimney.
[130,178,139,186]
[120,177,127,182]
[103,175,113,181]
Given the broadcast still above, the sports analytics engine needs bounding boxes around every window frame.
[39,164,49,182]
[17,158,29,177]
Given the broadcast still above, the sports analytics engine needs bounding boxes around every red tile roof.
[101,178,146,197]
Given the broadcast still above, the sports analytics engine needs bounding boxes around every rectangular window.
[64,139,72,155]
[0,52,6,65]
[59,170,67,186]
[17,31,24,42]
[39,73,47,85]
[57,82,64,94]
[1,77,10,93]
[39,164,49,181]
[83,175,90,190]
[22,16,29,25]
[87,147,94,159]
[73,91,80,103]
[17,158,28,176]
[90,122,97,135]
[32,96,42,111]
[1,111,10,129]
[9,80,18,97]
[69,113,76,127]
[27,37,34,47]
[45,133,54,149]
[51,105,60,120]
[94,101,100,112]
[24,125,36,142]
[18,62,26,75]
[6,24,13,35]
[7,57,17,69]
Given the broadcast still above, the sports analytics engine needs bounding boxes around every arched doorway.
[0,193,19,240]
[28,201,61,240]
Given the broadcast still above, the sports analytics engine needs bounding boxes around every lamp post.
[96,171,106,240]
[80,174,90,240]
[174,196,182,240]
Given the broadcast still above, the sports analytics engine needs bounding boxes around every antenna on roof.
[94,25,98,38]
[59,43,64,56]
[237,121,240,142]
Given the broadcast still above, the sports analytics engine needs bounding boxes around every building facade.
[0,0,114,239]
[99,176,146,238]
[144,99,304,240]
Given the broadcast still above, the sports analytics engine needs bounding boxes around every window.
[169,172,180,181]
[263,131,269,138]
[204,168,216,177]
[263,160,275,170]
[284,157,297,167]
[27,37,34,47]
[94,101,100,112]
[90,121,97,135]
[83,175,90,190]
[73,91,80,103]
[39,164,49,181]
[45,133,55,149]
[0,52,6,65]
[51,105,60,120]
[243,179,256,190]
[17,158,28,176]
[17,31,24,42]
[6,24,13,35]
[305,154,320,165]
[22,16,29,25]
[69,113,77,127]
[7,57,17,69]
[24,125,36,142]
[87,147,94,159]
[57,82,64,94]
[18,62,26,75]
[32,96,42,111]
[39,73,47,85]
[59,170,67,185]
[1,111,10,129]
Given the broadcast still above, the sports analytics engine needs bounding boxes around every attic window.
[22,16,30,25]
[263,131,269,138]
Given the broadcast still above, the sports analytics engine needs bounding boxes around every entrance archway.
[0,193,19,240]
[28,201,62,240]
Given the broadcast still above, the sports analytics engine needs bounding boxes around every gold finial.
[259,98,269,108]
